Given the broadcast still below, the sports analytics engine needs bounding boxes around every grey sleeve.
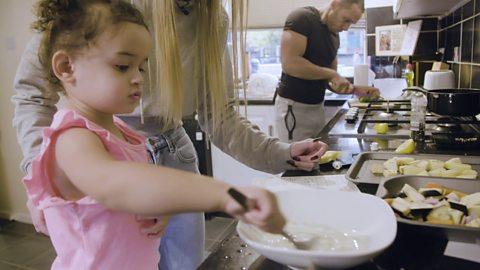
[11,33,59,175]
[197,38,291,174]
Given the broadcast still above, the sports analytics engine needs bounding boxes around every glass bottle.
[405,63,415,87]
[410,92,427,143]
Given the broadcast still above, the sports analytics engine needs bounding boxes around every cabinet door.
[211,105,278,186]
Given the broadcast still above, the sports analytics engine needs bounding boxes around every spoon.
[227,188,316,250]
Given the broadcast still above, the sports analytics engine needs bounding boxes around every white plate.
[237,189,397,269]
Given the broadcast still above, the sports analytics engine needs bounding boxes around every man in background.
[275,0,378,142]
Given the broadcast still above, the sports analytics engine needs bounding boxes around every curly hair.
[32,0,147,92]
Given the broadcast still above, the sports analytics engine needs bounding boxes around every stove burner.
[434,123,462,132]
[375,112,399,126]
[332,103,480,148]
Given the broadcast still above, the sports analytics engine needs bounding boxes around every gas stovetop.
[327,100,480,153]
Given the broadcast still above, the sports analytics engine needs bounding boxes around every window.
[246,29,283,77]
[337,27,366,78]
[245,23,366,79]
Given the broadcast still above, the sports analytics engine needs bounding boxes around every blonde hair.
[149,0,248,132]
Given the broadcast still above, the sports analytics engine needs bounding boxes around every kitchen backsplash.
[439,0,480,88]
[366,0,480,89]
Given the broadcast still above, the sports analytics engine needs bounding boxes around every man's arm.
[280,30,352,93]
[280,30,338,80]
[330,57,338,70]
[328,56,353,93]
[11,34,59,175]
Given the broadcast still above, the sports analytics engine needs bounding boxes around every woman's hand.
[137,215,170,239]
[287,139,328,171]
[225,187,286,234]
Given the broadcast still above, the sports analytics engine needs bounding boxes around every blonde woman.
[12,0,327,269]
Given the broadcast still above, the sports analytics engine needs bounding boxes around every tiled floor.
[0,216,235,270]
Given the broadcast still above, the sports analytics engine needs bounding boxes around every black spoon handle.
[227,188,248,210]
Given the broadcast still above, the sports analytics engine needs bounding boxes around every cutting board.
[348,100,385,108]
[348,100,404,108]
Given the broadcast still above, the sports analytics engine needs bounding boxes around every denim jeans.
[146,127,205,270]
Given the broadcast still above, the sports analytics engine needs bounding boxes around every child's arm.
[54,128,285,233]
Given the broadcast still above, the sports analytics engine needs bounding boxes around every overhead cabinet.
[393,0,470,19]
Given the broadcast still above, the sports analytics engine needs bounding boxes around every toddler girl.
[24,0,285,269]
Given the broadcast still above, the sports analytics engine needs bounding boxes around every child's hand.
[225,187,286,234]
[136,215,170,239]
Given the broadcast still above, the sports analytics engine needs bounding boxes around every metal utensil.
[227,188,316,250]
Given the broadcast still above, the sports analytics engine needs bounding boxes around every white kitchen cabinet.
[211,105,280,186]
[393,0,469,19]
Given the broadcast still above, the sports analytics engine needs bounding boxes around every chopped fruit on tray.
[384,182,480,228]
[370,157,478,179]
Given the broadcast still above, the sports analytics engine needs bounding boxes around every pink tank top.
[23,109,160,270]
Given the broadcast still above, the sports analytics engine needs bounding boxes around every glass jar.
[410,92,427,142]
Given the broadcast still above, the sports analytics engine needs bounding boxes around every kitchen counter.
[199,170,480,269]
[200,163,480,269]
[199,100,480,269]
[199,220,480,270]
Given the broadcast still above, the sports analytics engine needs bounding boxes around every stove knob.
[332,160,343,170]
[370,142,379,151]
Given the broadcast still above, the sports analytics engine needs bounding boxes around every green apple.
[373,123,389,134]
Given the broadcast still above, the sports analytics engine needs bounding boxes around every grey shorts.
[274,95,325,142]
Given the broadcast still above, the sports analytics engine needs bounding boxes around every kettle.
[423,70,455,90]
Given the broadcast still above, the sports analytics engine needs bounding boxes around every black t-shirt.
[277,7,339,104]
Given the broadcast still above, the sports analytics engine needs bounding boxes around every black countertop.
[199,100,480,270]
[198,221,480,270]
[200,168,480,270]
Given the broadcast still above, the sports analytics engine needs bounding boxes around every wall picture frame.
[375,24,407,56]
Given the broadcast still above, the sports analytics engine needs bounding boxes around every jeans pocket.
[174,134,197,164]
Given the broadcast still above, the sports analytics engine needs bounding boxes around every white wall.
[248,0,330,28]
[0,0,36,223]
[365,0,394,8]
[247,0,395,28]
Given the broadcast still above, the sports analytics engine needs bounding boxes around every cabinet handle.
[268,125,274,136]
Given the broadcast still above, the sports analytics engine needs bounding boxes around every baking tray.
[345,152,480,184]
[376,175,480,243]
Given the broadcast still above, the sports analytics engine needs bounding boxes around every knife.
[352,85,380,97]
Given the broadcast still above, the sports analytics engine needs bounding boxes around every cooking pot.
[403,86,480,116]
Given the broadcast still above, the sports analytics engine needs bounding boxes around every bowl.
[237,189,397,269]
